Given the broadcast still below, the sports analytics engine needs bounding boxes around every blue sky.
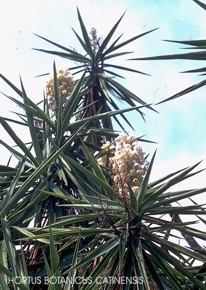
[0,0,206,192]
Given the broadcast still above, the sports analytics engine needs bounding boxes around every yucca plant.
[0,7,206,290]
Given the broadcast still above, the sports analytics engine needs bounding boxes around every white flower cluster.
[98,135,148,199]
[90,27,101,52]
[46,68,75,112]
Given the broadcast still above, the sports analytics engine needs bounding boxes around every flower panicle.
[97,134,148,199]
[46,68,75,112]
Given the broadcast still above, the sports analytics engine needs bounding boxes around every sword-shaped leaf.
[20,78,43,163]
[0,117,38,167]
[76,8,94,58]
[104,28,159,56]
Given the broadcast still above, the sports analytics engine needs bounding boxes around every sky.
[0,0,206,197]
